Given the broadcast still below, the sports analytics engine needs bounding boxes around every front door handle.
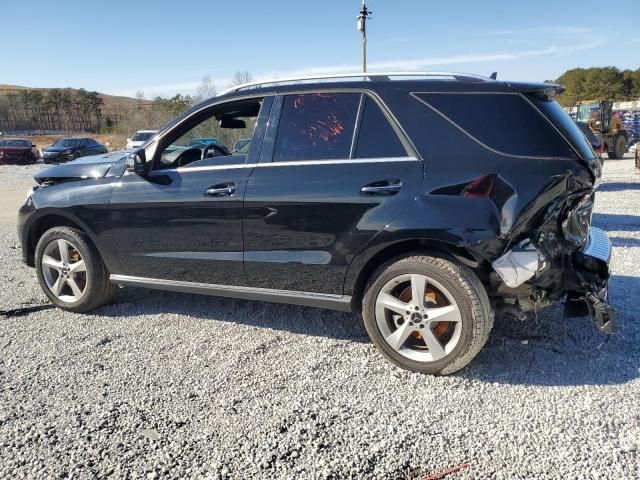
[360,179,402,195]
[205,183,236,197]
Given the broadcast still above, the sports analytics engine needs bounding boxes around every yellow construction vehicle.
[576,100,628,159]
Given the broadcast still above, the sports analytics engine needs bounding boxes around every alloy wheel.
[41,239,87,303]
[374,273,463,362]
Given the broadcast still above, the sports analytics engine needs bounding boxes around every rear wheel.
[608,135,626,159]
[362,255,493,375]
[35,227,115,312]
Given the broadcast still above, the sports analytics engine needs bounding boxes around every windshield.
[53,139,81,148]
[0,139,30,147]
[132,132,155,142]
[576,103,601,123]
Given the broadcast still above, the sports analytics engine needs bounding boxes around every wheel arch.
[24,210,100,267]
[346,238,484,311]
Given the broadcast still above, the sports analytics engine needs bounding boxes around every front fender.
[19,178,119,272]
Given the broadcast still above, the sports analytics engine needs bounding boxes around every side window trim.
[348,94,365,159]
[259,95,283,164]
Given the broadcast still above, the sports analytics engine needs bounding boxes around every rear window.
[527,95,596,160]
[355,97,408,158]
[273,93,360,162]
[414,93,576,158]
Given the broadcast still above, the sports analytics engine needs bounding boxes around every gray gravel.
[1,157,639,479]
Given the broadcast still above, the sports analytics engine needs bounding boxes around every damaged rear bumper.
[492,227,616,333]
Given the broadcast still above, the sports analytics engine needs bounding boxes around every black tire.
[608,135,626,160]
[362,254,493,375]
[635,149,639,170]
[35,227,116,312]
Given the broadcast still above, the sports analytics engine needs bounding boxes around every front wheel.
[362,255,493,375]
[35,227,116,312]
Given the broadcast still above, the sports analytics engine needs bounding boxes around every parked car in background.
[232,138,252,153]
[0,138,39,164]
[18,72,614,376]
[42,138,107,164]
[126,130,158,150]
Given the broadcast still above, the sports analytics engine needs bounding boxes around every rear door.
[243,91,423,294]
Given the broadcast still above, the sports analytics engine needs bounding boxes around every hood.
[33,151,128,185]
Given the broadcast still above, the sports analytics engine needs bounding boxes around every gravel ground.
[1,157,639,479]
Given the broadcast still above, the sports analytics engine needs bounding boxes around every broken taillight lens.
[561,194,594,247]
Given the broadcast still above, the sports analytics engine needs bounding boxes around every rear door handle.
[205,183,236,197]
[360,179,402,195]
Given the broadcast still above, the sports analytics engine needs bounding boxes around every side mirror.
[126,138,131,143]
[126,148,148,175]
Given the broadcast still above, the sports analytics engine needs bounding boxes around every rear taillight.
[561,194,594,247]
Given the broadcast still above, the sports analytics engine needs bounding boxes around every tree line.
[553,67,640,106]
[0,88,104,132]
[0,71,253,140]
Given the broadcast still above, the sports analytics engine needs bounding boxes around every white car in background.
[126,130,158,150]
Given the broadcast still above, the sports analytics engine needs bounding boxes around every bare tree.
[230,71,253,87]
[193,75,218,104]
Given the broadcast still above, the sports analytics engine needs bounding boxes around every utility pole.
[357,1,371,73]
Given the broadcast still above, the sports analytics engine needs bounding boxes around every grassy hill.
[0,84,152,114]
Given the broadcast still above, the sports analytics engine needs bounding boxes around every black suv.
[17,73,614,375]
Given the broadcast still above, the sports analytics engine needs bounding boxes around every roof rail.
[218,71,492,96]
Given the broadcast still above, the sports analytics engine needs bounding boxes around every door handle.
[205,183,236,197]
[360,179,402,195]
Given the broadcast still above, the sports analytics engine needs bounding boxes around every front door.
[243,92,423,294]
[109,96,270,286]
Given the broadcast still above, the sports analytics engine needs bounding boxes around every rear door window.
[414,93,576,158]
[272,93,361,162]
[355,96,408,158]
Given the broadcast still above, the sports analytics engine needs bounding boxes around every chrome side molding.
[109,275,353,312]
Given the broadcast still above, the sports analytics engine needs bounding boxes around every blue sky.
[3,0,639,98]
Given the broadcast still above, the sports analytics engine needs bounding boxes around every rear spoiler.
[507,81,565,101]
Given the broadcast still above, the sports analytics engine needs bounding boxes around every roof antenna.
[490,72,498,80]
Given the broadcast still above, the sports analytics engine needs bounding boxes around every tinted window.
[355,97,407,158]
[528,95,596,160]
[273,93,360,162]
[415,93,575,158]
